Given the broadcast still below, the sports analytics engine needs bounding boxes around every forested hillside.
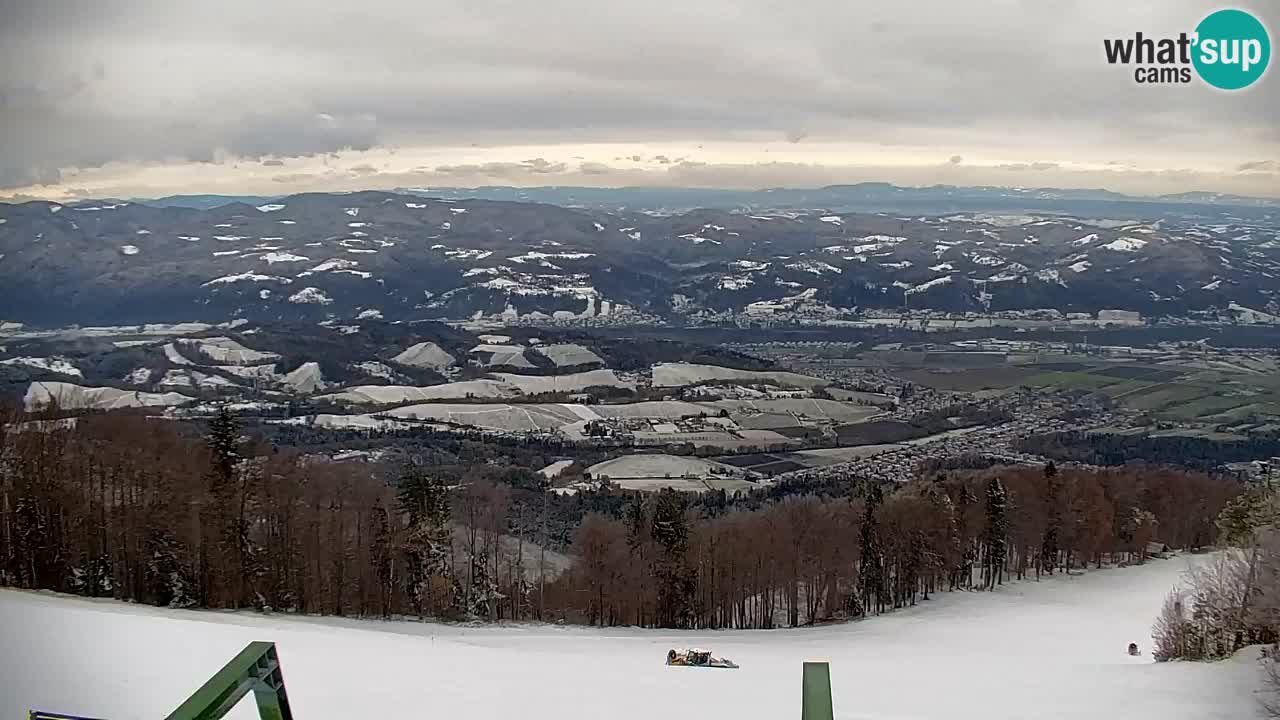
[0,406,1239,628]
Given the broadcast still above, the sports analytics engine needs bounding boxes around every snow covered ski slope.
[0,557,1262,720]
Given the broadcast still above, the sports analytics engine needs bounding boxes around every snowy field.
[0,558,1262,720]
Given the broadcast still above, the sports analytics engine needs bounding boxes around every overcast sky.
[1,0,1276,200]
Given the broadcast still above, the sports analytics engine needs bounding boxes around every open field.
[652,363,828,389]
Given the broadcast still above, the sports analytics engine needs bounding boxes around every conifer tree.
[651,489,693,628]
[984,477,1009,589]
[860,483,885,615]
[398,464,454,616]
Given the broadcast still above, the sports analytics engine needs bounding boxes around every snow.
[1103,237,1149,252]
[0,356,82,378]
[24,381,191,411]
[1069,260,1093,273]
[282,362,327,393]
[180,337,280,366]
[119,244,140,255]
[1202,280,1223,291]
[203,272,292,286]
[819,215,843,224]
[531,343,604,368]
[289,287,333,305]
[123,368,152,385]
[652,363,827,389]
[260,252,309,264]
[344,208,359,217]
[255,204,286,212]
[392,342,456,370]
[405,202,426,209]
[785,260,842,276]
[539,459,574,478]
[1073,233,1099,246]
[355,309,383,320]
[163,343,193,366]
[449,207,467,214]
[4,549,1251,720]
[904,276,952,295]
[353,361,398,381]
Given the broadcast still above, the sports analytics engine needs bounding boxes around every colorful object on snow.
[665,648,739,669]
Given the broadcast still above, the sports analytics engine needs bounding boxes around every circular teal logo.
[1192,9,1271,90]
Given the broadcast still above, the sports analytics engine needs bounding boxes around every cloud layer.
[1,0,1276,197]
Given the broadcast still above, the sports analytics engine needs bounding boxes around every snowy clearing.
[0,558,1259,720]
[391,341,456,370]
[652,363,827,389]
[0,355,82,377]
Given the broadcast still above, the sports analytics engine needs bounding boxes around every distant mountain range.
[1,188,1276,326]
[134,183,1280,215]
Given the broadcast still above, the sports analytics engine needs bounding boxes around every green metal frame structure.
[801,661,834,720]
[164,641,293,720]
[32,641,293,720]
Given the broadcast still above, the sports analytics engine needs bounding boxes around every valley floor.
[0,557,1264,720]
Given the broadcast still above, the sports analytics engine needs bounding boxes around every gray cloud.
[1238,160,1279,172]
[0,0,1276,192]
[261,159,285,166]
[996,162,1060,171]
[949,155,963,165]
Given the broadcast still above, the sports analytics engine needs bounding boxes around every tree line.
[553,460,1235,628]
[0,407,1239,629]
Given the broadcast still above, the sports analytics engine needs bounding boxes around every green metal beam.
[164,641,293,720]
[801,661,833,720]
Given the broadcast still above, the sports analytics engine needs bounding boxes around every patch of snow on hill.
[819,215,843,225]
[1,356,82,378]
[449,208,467,214]
[260,252,309,264]
[532,343,604,368]
[344,208,359,217]
[353,361,399,381]
[213,235,250,242]
[203,272,293,286]
[905,275,952,295]
[1069,260,1092,273]
[119,245,139,255]
[405,202,426,209]
[282,362,327,393]
[24,381,191,411]
[786,260,841,275]
[123,368,152,385]
[510,251,594,263]
[178,235,200,242]
[1103,237,1149,252]
[162,343,193,366]
[289,287,333,305]
[1073,233,1099,246]
[256,204,286,212]
[180,337,280,366]
[356,309,383,320]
